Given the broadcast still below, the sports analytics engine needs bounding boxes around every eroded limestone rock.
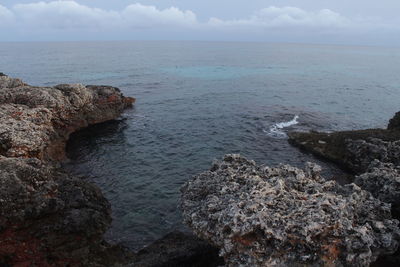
[355,160,400,218]
[0,75,135,160]
[346,138,400,174]
[181,154,400,266]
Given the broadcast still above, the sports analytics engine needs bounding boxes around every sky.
[1,0,400,45]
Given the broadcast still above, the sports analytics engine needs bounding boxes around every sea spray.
[265,115,299,138]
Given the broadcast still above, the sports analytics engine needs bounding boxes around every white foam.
[265,115,299,138]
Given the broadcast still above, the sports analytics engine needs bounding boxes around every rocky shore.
[288,114,400,218]
[2,73,399,266]
[182,113,400,266]
[181,155,400,266]
[0,74,221,266]
[287,117,400,175]
[0,74,137,266]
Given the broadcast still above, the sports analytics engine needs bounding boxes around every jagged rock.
[346,138,400,173]
[181,154,400,267]
[388,112,400,130]
[0,75,26,89]
[355,160,400,218]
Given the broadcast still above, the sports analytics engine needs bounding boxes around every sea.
[0,41,399,250]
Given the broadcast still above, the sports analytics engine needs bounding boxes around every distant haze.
[0,0,400,45]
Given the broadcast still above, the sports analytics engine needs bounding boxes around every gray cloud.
[0,1,398,43]
[0,4,14,25]
[10,1,197,29]
[208,7,351,28]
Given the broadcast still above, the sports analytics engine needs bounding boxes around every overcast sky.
[1,0,400,45]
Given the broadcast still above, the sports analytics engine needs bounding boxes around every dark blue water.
[1,41,399,250]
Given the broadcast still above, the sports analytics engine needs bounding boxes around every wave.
[265,115,299,138]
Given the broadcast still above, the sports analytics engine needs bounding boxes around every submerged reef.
[181,154,400,266]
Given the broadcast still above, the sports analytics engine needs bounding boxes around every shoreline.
[180,112,400,266]
[0,74,137,265]
[0,74,220,266]
[1,74,399,266]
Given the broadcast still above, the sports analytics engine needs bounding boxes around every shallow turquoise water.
[1,41,399,249]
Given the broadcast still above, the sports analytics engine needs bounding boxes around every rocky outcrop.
[181,154,400,267]
[0,75,135,266]
[288,112,400,175]
[388,112,400,130]
[0,156,136,266]
[287,112,400,266]
[0,75,135,160]
[0,74,224,266]
[346,138,400,173]
[354,160,400,218]
[287,113,400,205]
[288,129,400,174]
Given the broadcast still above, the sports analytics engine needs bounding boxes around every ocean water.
[1,41,399,250]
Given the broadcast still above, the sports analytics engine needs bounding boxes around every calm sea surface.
[1,41,399,250]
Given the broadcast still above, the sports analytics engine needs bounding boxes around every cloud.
[13,1,119,29]
[7,2,365,31]
[0,1,398,43]
[208,6,351,29]
[0,4,14,26]
[12,1,198,30]
[122,4,197,28]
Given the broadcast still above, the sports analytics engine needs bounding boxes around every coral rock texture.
[346,138,400,174]
[181,154,400,266]
[355,160,400,218]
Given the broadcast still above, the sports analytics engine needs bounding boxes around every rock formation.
[0,74,221,266]
[288,129,400,174]
[288,112,400,175]
[0,74,135,266]
[287,112,400,266]
[0,75,135,160]
[181,154,400,267]
[388,112,400,130]
[354,160,400,218]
